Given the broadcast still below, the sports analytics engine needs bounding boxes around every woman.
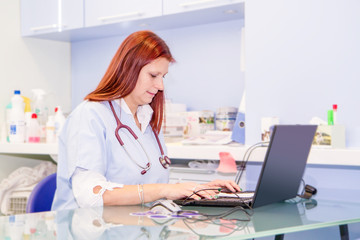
[52,30,240,210]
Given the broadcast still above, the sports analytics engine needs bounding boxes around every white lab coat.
[52,100,169,210]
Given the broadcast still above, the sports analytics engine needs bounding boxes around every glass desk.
[0,198,359,240]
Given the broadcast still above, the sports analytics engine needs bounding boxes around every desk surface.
[0,198,359,239]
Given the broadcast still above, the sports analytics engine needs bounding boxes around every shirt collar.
[116,99,153,134]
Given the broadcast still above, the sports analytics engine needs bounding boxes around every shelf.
[1,142,359,167]
[0,143,58,155]
[166,142,360,167]
[23,3,244,42]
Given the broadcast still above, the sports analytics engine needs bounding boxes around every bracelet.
[137,184,142,205]
[137,184,144,205]
[140,184,144,205]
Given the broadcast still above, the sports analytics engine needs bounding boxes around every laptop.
[175,125,317,208]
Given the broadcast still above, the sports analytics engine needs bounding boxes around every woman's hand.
[162,182,220,200]
[202,179,241,193]
[163,180,241,201]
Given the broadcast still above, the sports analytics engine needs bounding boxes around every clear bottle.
[28,113,41,143]
[9,90,25,143]
[32,89,48,142]
[46,115,56,143]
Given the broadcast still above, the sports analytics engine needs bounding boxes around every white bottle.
[32,89,48,142]
[46,116,56,143]
[54,106,66,138]
[1,122,7,143]
[9,90,25,143]
[27,113,41,143]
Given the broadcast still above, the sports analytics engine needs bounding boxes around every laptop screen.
[252,125,317,208]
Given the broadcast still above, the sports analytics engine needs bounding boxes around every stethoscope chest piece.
[159,156,171,169]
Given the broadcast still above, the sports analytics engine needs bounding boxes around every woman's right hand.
[162,182,220,200]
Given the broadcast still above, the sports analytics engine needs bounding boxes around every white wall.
[246,0,360,147]
[0,1,71,179]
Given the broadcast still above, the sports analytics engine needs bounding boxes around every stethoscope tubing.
[108,101,170,174]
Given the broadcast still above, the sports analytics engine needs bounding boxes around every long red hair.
[85,31,175,134]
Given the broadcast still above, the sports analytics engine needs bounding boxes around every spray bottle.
[22,96,32,143]
[32,89,48,142]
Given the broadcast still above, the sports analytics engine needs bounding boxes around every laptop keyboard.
[174,192,254,207]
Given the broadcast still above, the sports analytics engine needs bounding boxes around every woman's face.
[125,57,169,112]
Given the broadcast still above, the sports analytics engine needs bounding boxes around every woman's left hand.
[201,179,241,193]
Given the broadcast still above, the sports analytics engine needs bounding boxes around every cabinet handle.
[179,0,217,8]
[98,12,143,22]
[30,24,58,32]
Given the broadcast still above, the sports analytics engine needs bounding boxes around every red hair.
[85,31,175,134]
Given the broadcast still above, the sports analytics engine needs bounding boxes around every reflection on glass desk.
[0,198,359,239]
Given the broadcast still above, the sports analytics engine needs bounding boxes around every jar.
[216,107,238,131]
[199,110,214,134]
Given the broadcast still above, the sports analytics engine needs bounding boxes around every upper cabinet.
[20,0,244,41]
[20,0,83,36]
[85,0,162,27]
[163,0,244,15]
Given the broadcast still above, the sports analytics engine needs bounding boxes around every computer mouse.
[150,200,182,214]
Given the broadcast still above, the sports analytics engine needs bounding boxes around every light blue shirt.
[52,100,169,210]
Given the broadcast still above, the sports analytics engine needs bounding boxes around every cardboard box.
[313,125,346,148]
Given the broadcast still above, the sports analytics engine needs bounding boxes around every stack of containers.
[4,89,66,144]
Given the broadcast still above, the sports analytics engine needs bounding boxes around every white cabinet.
[20,0,83,36]
[85,0,162,27]
[163,0,244,15]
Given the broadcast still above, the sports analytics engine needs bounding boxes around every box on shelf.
[312,125,346,148]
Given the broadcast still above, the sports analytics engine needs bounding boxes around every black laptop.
[175,125,317,208]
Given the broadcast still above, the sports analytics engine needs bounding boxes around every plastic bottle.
[22,96,33,143]
[32,89,48,142]
[1,122,7,143]
[46,115,56,143]
[333,104,338,125]
[9,90,25,143]
[27,113,41,143]
[54,106,66,138]
[5,102,12,142]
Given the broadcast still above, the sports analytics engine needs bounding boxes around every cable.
[235,142,269,184]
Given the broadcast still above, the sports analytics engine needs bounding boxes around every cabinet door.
[21,0,83,36]
[163,0,243,15]
[85,0,162,27]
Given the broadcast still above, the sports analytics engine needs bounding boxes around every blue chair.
[26,173,57,213]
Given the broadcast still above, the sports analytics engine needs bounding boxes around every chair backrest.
[26,173,57,213]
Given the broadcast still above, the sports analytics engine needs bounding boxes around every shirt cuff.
[72,167,124,208]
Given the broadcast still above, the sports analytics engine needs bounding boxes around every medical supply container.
[32,89,48,142]
[5,103,12,142]
[46,116,56,143]
[27,113,40,143]
[9,90,25,143]
[216,107,238,131]
[163,100,187,137]
[22,96,32,143]
[199,110,215,134]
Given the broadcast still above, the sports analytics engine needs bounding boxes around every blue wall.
[71,20,245,113]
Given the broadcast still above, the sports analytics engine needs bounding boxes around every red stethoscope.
[109,101,171,175]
